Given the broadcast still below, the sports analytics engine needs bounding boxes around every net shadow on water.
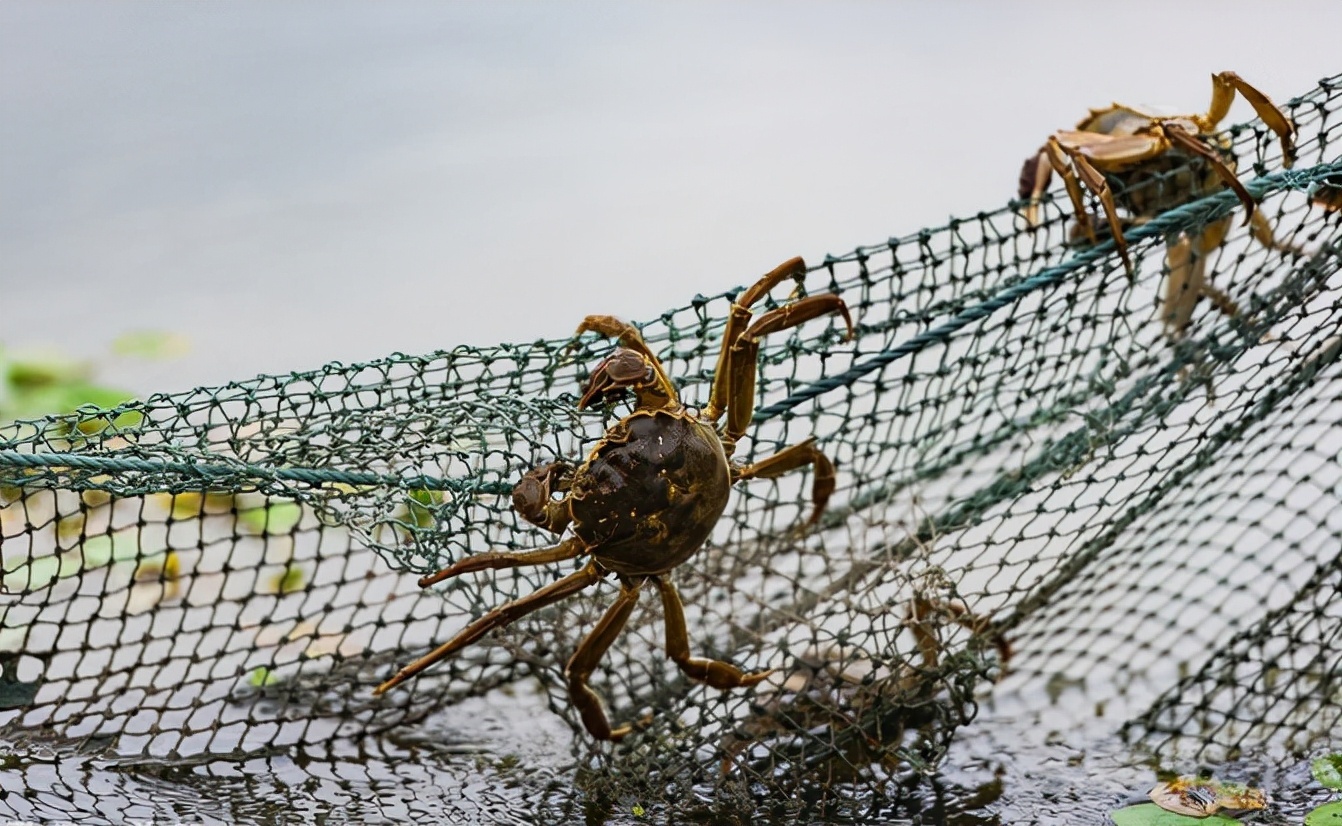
[2,74,1342,824]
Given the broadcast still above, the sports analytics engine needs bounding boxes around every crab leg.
[702,256,810,423]
[655,575,772,689]
[1018,147,1054,227]
[1208,71,1296,164]
[1162,123,1256,223]
[573,315,679,408]
[374,561,601,696]
[417,536,588,587]
[732,437,837,527]
[1051,137,1135,275]
[1044,137,1097,243]
[566,575,644,741]
[1161,217,1239,341]
[719,294,853,455]
[905,597,1011,680]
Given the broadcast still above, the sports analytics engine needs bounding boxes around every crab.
[719,596,1010,778]
[374,256,854,740]
[1314,173,1342,214]
[1019,72,1297,340]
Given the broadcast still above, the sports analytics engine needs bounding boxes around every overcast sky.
[3,2,1340,393]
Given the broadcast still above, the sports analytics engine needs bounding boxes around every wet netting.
[3,74,1342,822]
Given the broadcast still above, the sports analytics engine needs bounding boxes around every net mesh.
[3,73,1342,821]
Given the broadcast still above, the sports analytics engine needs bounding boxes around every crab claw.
[578,348,657,409]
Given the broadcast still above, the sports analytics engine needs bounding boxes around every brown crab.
[720,596,1010,778]
[374,256,853,740]
[1019,72,1297,340]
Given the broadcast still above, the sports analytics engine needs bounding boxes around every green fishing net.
[2,73,1341,822]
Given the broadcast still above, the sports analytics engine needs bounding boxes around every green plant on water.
[1109,803,1241,826]
[0,331,185,429]
[1307,753,1342,825]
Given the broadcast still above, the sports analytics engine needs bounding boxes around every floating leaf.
[1110,803,1241,826]
[110,330,190,360]
[1,555,75,593]
[403,488,443,530]
[258,563,308,596]
[1314,754,1342,791]
[81,529,154,569]
[1307,802,1342,826]
[4,527,166,593]
[159,491,238,519]
[4,351,87,389]
[56,513,86,543]
[135,552,181,583]
[276,564,307,595]
[238,501,302,535]
[248,667,279,688]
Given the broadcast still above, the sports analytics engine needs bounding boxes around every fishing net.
[3,73,1341,822]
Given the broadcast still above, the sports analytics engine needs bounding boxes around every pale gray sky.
[3,1,1340,392]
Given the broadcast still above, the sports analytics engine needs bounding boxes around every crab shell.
[568,409,731,577]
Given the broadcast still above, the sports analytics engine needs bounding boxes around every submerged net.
[3,74,1342,820]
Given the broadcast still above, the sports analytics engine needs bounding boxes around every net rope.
[2,73,1341,820]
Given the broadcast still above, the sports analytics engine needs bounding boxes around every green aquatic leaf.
[2,528,160,592]
[1110,803,1241,826]
[4,352,87,389]
[248,667,280,687]
[275,564,307,595]
[238,501,303,534]
[1307,802,1342,825]
[403,488,443,529]
[110,330,190,360]
[3,380,138,427]
[1314,754,1342,791]
[80,530,152,569]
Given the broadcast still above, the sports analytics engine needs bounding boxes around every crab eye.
[603,349,653,384]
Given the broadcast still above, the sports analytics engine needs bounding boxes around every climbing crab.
[720,596,1010,778]
[375,256,853,740]
[1019,71,1296,340]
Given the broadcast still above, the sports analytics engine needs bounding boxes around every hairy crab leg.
[1057,141,1135,275]
[1162,217,1240,342]
[654,575,772,689]
[566,576,644,741]
[417,536,589,587]
[573,315,679,408]
[1018,147,1055,227]
[374,561,601,696]
[1208,71,1296,164]
[1162,123,1256,223]
[702,256,810,423]
[720,294,853,455]
[731,437,837,527]
[1044,137,1097,244]
[905,596,1012,682]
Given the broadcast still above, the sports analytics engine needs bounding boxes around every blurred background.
[3,1,1341,395]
